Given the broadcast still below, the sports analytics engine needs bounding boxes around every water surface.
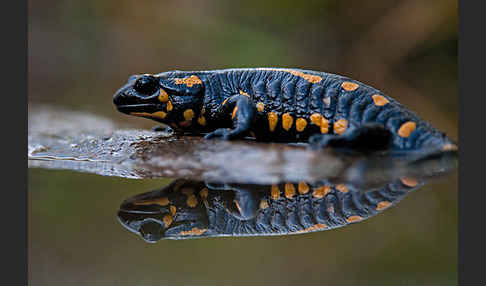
[28,106,457,285]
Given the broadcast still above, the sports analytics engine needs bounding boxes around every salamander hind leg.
[309,123,393,152]
[204,94,254,140]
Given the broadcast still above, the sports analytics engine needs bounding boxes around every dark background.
[28,0,458,285]
[29,0,457,139]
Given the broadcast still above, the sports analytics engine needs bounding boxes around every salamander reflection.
[118,177,425,242]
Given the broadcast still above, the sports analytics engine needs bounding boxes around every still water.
[29,168,457,285]
[28,106,457,285]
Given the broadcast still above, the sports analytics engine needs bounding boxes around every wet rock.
[28,105,457,185]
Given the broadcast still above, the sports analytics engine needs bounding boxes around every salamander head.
[117,180,211,242]
[113,73,204,128]
[116,179,263,241]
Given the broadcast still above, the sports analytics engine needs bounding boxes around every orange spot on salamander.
[310,113,323,126]
[320,118,329,134]
[282,113,294,131]
[313,185,331,198]
[333,119,348,135]
[170,205,177,216]
[341,81,359,91]
[179,227,207,236]
[256,68,322,83]
[376,201,392,211]
[296,223,328,233]
[199,188,208,200]
[133,197,169,206]
[336,184,349,193]
[397,121,416,138]
[346,215,363,223]
[309,113,329,133]
[186,194,198,208]
[271,184,280,200]
[173,75,202,87]
[158,89,169,102]
[256,102,265,112]
[239,90,250,97]
[400,177,418,187]
[166,101,173,111]
[163,215,173,227]
[197,116,206,126]
[178,109,195,127]
[130,111,167,120]
[298,182,309,194]
[372,94,389,106]
[232,107,238,119]
[284,183,296,199]
[184,109,195,121]
[286,70,322,83]
[260,199,268,209]
[268,112,278,132]
[296,118,307,132]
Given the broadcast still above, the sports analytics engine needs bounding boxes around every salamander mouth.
[116,104,162,114]
[113,81,163,114]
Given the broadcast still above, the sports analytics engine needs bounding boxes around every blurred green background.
[28,0,457,285]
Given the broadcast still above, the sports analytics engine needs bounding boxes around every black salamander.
[117,178,421,241]
[113,68,457,153]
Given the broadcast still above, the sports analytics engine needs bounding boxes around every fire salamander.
[118,178,421,242]
[113,68,457,152]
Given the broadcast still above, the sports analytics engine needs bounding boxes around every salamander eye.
[139,220,165,242]
[133,75,159,95]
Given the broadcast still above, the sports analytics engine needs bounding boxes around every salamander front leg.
[308,123,393,152]
[204,94,254,140]
[206,182,261,220]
